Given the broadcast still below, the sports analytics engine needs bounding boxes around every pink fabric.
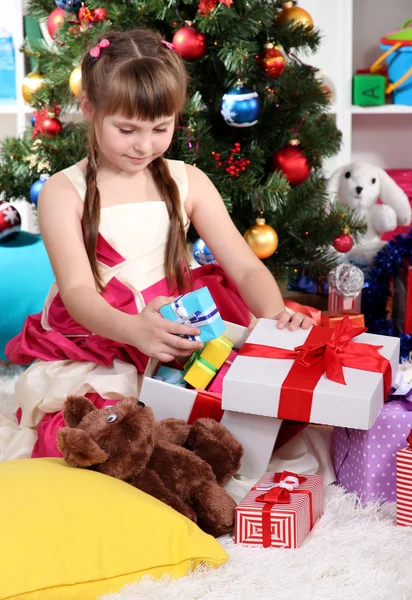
[32,393,116,459]
[381,169,412,241]
[6,230,250,459]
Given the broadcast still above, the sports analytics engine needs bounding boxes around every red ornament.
[260,43,285,78]
[92,7,108,21]
[333,227,354,253]
[0,204,22,241]
[47,8,66,39]
[42,117,63,139]
[271,140,311,186]
[198,0,232,15]
[172,25,207,61]
[32,105,62,139]
[78,3,94,24]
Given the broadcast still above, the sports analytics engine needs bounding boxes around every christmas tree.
[0,0,366,283]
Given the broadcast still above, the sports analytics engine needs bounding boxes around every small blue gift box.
[160,287,225,343]
[153,366,187,387]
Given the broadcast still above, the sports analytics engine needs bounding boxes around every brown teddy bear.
[57,396,243,537]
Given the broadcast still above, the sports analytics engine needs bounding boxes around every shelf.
[351,105,412,115]
[0,102,18,114]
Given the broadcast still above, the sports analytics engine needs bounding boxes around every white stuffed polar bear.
[327,162,412,265]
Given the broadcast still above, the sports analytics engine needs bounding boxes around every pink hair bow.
[161,40,175,51]
[90,38,110,58]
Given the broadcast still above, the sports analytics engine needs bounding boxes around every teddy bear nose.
[356,186,363,195]
[137,400,145,407]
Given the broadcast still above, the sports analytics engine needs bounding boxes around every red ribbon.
[284,299,322,326]
[188,390,223,424]
[239,317,392,423]
[254,471,312,548]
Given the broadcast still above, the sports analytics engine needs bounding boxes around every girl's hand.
[134,296,203,363]
[248,311,312,334]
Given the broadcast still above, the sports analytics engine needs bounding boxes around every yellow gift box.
[200,335,234,370]
[183,335,234,389]
[183,356,217,389]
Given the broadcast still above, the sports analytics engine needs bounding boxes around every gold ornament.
[276,1,314,28]
[244,217,279,259]
[22,73,45,104]
[69,66,82,98]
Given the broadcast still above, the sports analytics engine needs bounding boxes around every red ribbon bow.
[254,471,307,504]
[239,317,392,422]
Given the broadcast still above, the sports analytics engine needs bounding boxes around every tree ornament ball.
[244,217,278,259]
[69,66,82,97]
[261,43,285,78]
[42,117,63,139]
[272,140,311,186]
[22,73,45,104]
[47,7,66,39]
[172,25,207,61]
[0,205,22,241]
[192,238,217,265]
[30,174,50,206]
[333,227,354,253]
[92,7,108,21]
[276,1,314,28]
[220,83,261,128]
[55,0,81,12]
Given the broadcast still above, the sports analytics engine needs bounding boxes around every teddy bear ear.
[57,427,109,468]
[63,395,97,428]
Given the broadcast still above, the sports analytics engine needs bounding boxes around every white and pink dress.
[3,159,250,459]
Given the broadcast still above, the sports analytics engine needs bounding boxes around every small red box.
[235,471,323,548]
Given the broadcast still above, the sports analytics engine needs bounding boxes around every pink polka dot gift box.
[334,400,412,503]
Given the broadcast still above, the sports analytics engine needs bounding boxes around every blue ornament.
[55,0,81,11]
[31,115,36,127]
[220,82,261,128]
[192,238,217,266]
[30,174,50,206]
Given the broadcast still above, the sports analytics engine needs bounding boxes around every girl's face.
[97,113,176,173]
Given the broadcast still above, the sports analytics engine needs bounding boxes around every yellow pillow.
[0,458,228,600]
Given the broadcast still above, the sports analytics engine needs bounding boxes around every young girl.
[2,29,311,461]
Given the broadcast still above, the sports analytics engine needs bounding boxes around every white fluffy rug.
[2,364,412,600]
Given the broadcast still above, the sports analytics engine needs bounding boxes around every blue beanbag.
[0,232,54,361]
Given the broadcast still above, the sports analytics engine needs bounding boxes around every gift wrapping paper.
[396,445,412,526]
[235,471,323,549]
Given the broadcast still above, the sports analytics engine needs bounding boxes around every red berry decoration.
[333,227,354,253]
[172,24,207,61]
[213,143,251,179]
[260,42,286,78]
[271,139,311,186]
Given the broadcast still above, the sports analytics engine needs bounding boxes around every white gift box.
[224,318,399,428]
[221,318,399,476]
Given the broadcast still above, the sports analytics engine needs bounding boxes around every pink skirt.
[7,264,251,458]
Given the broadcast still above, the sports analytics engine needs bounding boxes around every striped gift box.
[396,446,412,526]
[235,472,323,549]
[328,288,362,313]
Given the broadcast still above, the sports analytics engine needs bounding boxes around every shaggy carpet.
[1,364,412,600]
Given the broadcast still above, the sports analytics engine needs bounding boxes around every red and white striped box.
[235,471,323,549]
[328,288,361,313]
[396,446,412,526]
